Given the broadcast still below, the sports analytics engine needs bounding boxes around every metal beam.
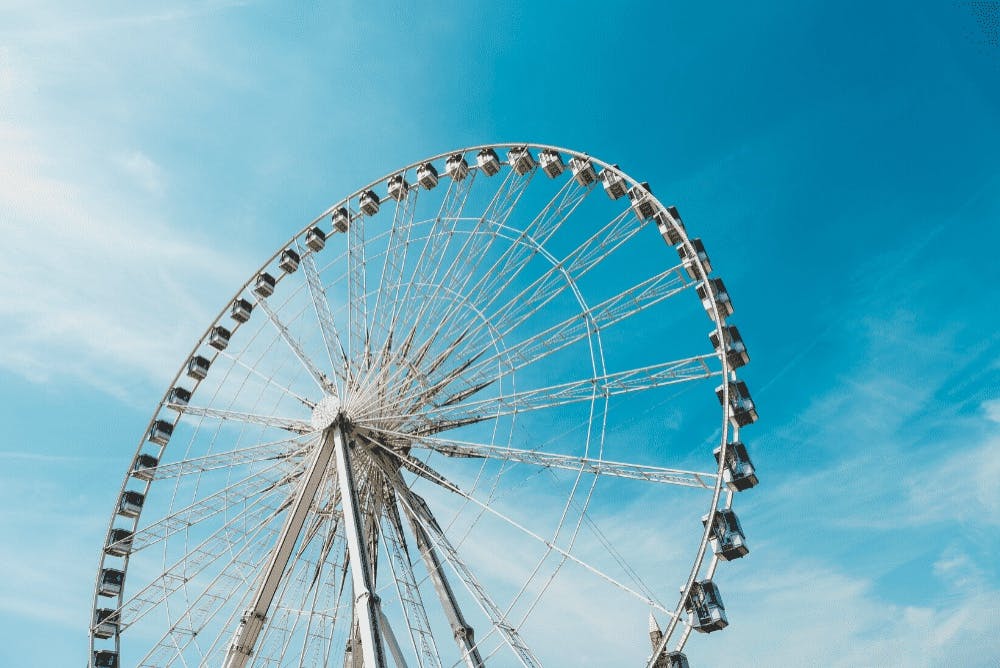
[379,607,411,668]
[406,437,715,489]
[223,428,337,668]
[397,489,485,668]
[364,451,483,668]
[334,425,388,668]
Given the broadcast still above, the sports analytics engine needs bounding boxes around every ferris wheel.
[89,144,759,668]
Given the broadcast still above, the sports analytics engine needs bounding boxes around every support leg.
[334,424,388,668]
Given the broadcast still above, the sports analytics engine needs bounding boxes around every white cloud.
[932,546,986,592]
[983,398,1000,424]
[115,149,166,197]
[690,546,1000,668]
[0,122,251,401]
[0,46,17,96]
[903,431,1000,526]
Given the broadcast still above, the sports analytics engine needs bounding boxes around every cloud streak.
[0,122,251,402]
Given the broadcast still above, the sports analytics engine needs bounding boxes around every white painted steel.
[333,424,388,668]
[222,426,338,668]
[89,143,754,667]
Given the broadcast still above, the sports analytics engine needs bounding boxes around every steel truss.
[89,144,756,668]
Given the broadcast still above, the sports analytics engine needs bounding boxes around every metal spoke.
[347,287,506,425]
[215,348,317,408]
[384,170,531,396]
[350,192,423,418]
[367,354,719,433]
[377,496,442,668]
[386,472,540,668]
[385,263,697,416]
[347,205,371,389]
[223,425,341,668]
[358,235,692,427]
[297,521,350,667]
[369,187,418,359]
[255,296,338,396]
[145,435,314,480]
[376,433,715,489]
[135,514,281,667]
[378,446,676,618]
[464,207,641,354]
[118,493,286,629]
[253,516,340,667]
[347,193,482,423]
[417,170,530,331]
[129,458,301,552]
[168,403,313,434]
[300,248,351,396]
[392,173,477,341]
[414,176,593,380]
[468,175,592,306]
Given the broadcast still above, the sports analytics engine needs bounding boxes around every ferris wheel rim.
[90,142,753,668]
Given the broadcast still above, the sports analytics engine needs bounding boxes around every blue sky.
[1,1,999,666]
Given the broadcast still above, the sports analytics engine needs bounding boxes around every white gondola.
[104,528,133,557]
[715,380,758,427]
[663,652,689,668]
[696,278,733,321]
[208,325,231,351]
[187,355,211,380]
[332,207,350,233]
[656,206,686,245]
[387,174,410,200]
[231,297,253,323]
[132,453,159,481]
[709,324,749,369]
[649,614,689,668]
[417,162,439,189]
[117,490,145,518]
[600,165,627,199]
[359,189,380,216]
[476,147,501,176]
[678,238,712,279]
[93,650,119,668]
[628,182,656,220]
[168,386,191,406]
[713,441,758,491]
[507,145,535,175]
[538,149,565,178]
[686,580,728,633]
[253,272,276,298]
[93,608,120,639]
[702,509,750,560]
[568,156,597,185]
[148,419,173,446]
[97,568,124,597]
[445,153,469,180]
[305,225,326,252]
[278,249,300,274]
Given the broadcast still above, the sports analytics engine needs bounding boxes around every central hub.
[310,394,343,431]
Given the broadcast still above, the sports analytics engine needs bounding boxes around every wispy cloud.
[983,398,1000,423]
[0,1,250,43]
[695,549,1000,668]
[0,451,112,463]
[0,121,251,401]
[115,150,166,197]
[901,402,1000,526]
